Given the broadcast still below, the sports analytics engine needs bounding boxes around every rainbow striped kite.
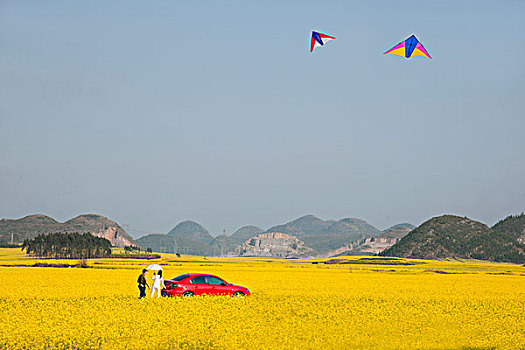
[310,31,335,53]
[384,35,431,59]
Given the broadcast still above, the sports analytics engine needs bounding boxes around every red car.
[161,273,251,298]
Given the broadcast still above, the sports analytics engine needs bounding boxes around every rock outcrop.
[234,232,313,258]
[328,237,402,256]
[211,225,264,255]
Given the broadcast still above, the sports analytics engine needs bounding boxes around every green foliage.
[124,245,141,253]
[21,232,112,259]
[77,258,89,268]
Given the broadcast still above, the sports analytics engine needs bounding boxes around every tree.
[22,232,112,259]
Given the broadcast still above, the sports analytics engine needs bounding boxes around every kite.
[310,31,335,53]
[384,35,432,59]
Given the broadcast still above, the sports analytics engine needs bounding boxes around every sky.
[1,0,524,238]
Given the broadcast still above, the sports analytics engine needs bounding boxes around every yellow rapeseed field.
[0,248,524,349]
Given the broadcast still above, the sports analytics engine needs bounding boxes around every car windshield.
[171,274,190,281]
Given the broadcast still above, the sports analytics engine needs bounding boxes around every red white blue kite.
[310,31,335,53]
[384,35,431,59]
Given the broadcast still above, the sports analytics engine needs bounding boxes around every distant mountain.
[230,225,264,242]
[380,223,414,239]
[0,214,136,248]
[138,223,264,256]
[140,215,385,256]
[136,233,218,256]
[134,213,525,262]
[381,215,525,264]
[138,220,218,255]
[0,214,58,245]
[265,215,382,253]
[134,234,178,254]
[168,221,214,242]
[340,218,382,236]
[325,223,413,257]
[212,226,264,255]
[267,215,330,236]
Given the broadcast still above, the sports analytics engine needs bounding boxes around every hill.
[381,215,525,263]
[492,213,525,244]
[0,214,136,248]
[265,215,382,254]
[168,220,214,242]
[138,220,218,255]
[136,234,218,256]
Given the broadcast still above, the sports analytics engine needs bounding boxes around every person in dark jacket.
[137,269,149,299]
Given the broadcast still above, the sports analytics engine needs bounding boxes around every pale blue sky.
[1,0,524,237]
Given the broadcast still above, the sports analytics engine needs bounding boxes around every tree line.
[22,232,112,259]
[123,245,153,253]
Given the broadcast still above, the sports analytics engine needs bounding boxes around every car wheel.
[182,291,194,298]
[233,291,245,298]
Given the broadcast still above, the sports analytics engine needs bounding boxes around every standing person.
[137,269,149,299]
[151,270,166,298]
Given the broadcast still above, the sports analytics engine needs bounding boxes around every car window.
[206,276,225,285]
[172,274,190,281]
[190,276,207,284]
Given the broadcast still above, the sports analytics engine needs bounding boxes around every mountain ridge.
[264,214,382,253]
[137,215,392,256]
[0,214,137,248]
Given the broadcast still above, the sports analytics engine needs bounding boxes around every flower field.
[0,248,524,349]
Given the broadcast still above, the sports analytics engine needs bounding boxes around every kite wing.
[384,35,431,59]
[310,31,335,52]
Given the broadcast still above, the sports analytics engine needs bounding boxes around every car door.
[190,276,210,295]
[205,276,232,295]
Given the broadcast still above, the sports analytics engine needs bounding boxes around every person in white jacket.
[151,270,166,298]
